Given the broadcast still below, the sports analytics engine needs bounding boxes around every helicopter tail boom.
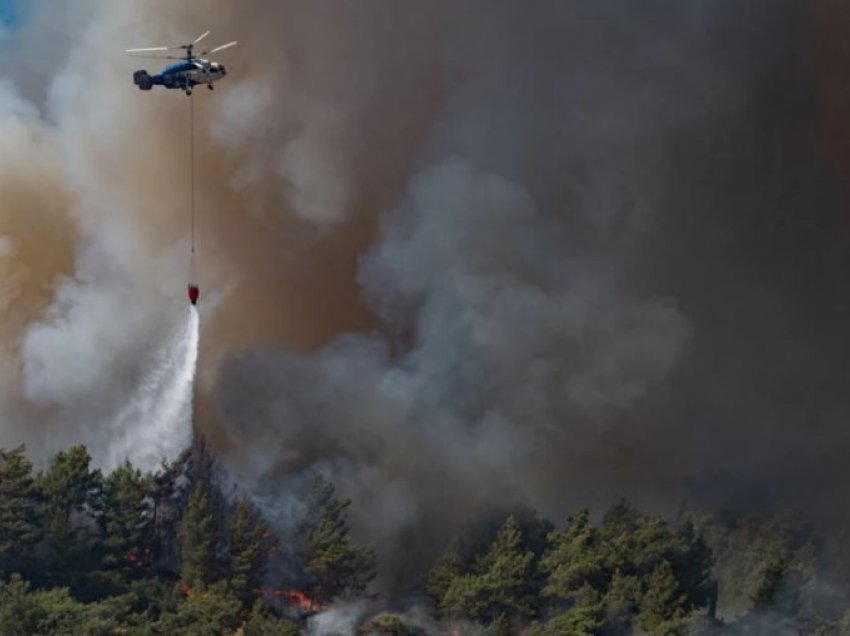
[133,70,155,90]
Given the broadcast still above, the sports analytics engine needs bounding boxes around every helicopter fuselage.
[134,58,227,94]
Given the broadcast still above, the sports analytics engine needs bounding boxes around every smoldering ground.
[3,0,850,590]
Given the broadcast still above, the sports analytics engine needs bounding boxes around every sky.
[0,0,21,23]
[0,1,21,37]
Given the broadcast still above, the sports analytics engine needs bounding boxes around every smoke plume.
[2,0,850,587]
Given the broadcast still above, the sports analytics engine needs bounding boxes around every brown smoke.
[4,0,850,590]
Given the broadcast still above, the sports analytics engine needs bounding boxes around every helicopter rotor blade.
[126,46,170,53]
[203,41,237,55]
[128,32,225,57]
[126,53,185,60]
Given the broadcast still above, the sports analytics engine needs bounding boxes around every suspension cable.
[189,92,196,278]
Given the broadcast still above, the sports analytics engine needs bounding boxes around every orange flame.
[125,547,152,568]
[258,588,326,613]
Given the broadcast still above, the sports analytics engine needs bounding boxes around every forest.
[0,442,848,636]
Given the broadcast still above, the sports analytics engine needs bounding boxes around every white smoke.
[306,600,368,636]
[0,1,203,468]
[20,302,199,472]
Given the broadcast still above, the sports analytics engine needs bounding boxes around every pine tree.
[672,520,717,615]
[0,574,85,636]
[38,445,103,593]
[540,509,606,599]
[155,581,241,634]
[750,553,801,616]
[149,450,192,574]
[599,500,643,542]
[355,613,426,635]
[534,504,717,634]
[424,538,463,605]
[228,498,273,608]
[300,474,377,604]
[603,570,642,629]
[100,461,152,586]
[244,600,301,636]
[440,515,537,624]
[525,588,603,636]
[637,560,688,633]
[0,446,42,577]
[179,480,217,590]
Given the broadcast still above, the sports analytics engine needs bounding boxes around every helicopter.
[126,31,236,95]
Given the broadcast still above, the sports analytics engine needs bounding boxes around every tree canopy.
[0,443,846,635]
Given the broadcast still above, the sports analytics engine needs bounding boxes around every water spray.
[106,306,199,471]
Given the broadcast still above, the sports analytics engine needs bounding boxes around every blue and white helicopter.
[126,31,236,96]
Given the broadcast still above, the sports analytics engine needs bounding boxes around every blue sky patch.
[0,0,25,31]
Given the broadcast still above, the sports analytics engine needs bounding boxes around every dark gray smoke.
[212,0,850,585]
[2,0,850,588]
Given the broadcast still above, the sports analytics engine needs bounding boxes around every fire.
[125,547,152,568]
[258,588,326,614]
[285,589,317,613]
[180,586,212,600]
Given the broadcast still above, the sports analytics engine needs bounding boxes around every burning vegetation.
[259,587,326,615]
[0,442,848,634]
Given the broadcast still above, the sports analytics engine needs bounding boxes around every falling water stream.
[105,306,199,471]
